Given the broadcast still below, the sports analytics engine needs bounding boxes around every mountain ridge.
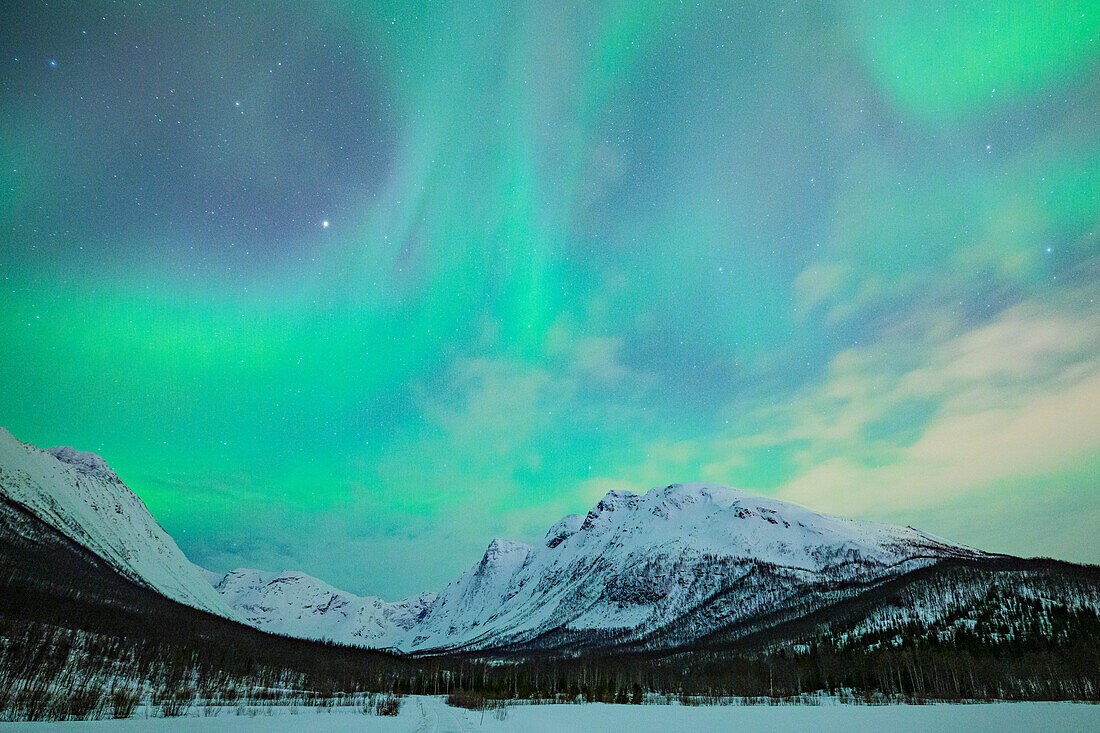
[202,480,987,652]
[4,484,1097,708]
[1,426,1073,659]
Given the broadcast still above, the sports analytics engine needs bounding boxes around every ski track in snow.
[412,697,471,733]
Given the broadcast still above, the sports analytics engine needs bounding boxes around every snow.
[197,566,224,587]
[544,513,584,547]
[46,445,115,477]
[10,697,1099,733]
[0,427,236,619]
[211,568,434,648]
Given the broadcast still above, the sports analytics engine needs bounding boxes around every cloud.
[774,298,1100,513]
[575,293,1100,563]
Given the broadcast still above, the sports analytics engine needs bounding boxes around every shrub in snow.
[110,687,140,719]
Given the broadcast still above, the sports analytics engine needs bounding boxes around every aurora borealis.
[1,1,1097,598]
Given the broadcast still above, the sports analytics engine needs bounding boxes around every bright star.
[322,220,329,228]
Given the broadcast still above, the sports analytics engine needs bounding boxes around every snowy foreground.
[8,697,1099,733]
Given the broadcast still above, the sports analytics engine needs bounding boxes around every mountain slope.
[208,482,988,652]
[212,567,434,648]
[400,483,984,651]
[0,427,235,618]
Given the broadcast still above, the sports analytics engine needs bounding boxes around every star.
[322,220,329,228]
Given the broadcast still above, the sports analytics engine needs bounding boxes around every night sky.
[2,1,1097,599]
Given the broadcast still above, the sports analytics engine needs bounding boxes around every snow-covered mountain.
[212,567,434,648]
[0,427,236,619]
[0,426,994,653]
[208,482,984,652]
[396,483,982,651]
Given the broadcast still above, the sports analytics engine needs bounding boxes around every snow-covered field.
[8,697,1099,732]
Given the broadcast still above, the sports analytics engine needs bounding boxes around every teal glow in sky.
[1,1,1098,598]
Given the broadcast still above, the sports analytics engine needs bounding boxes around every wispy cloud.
[576,291,1100,562]
[776,297,1100,513]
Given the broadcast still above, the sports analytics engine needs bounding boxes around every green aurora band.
[1,1,1097,596]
